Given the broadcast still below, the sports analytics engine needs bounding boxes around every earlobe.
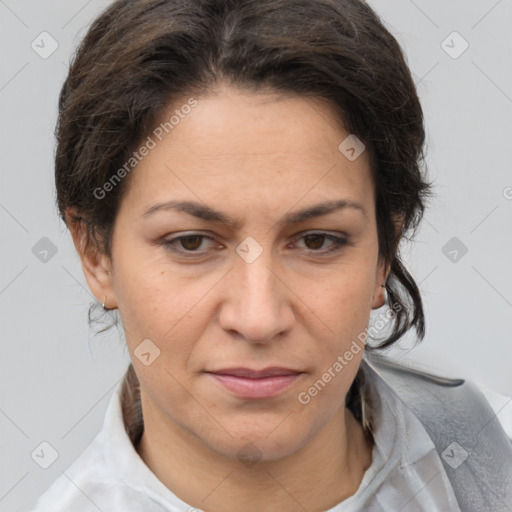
[371,260,390,310]
[372,214,402,310]
[371,283,387,309]
[66,209,118,310]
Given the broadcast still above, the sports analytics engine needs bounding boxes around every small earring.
[102,295,107,310]
[372,285,387,310]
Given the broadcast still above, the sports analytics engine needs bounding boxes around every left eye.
[294,233,347,252]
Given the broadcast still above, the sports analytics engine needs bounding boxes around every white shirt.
[30,362,512,512]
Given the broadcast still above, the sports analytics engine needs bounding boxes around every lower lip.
[207,373,302,399]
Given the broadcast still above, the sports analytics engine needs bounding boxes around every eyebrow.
[142,199,367,228]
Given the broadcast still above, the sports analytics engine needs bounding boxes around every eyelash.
[161,232,349,257]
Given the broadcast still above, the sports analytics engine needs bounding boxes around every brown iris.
[303,234,325,250]
[180,235,204,250]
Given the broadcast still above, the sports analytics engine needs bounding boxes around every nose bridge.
[219,241,294,342]
[234,235,277,294]
[240,252,276,301]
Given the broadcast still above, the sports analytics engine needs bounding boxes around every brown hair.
[56,0,433,435]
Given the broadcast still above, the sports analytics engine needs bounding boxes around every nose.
[218,249,295,344]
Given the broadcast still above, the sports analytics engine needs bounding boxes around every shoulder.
[28,427,158,512]
[29,386,146,512]
[364,351,465,387]
[29,433,112,511]
[474,382,512,442]
[29,377,176,512]
[364,351,512,443]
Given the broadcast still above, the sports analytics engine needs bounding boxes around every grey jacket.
[365,353,512,512]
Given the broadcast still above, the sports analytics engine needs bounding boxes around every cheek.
[112,250,221,366]
[113,263,207,407]
[311,267,376,336]
[297,267,375,391]
[296,274,372,412]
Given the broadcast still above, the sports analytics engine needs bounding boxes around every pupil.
[305,234,324,249]
[181,236,202,250]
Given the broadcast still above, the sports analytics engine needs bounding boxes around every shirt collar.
[102,378,194,510]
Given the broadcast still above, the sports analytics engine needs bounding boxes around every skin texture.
[69,83,391,511]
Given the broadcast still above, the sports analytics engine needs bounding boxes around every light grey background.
[1,0,511,510]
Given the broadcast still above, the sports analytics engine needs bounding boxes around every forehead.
[119,86,374,218]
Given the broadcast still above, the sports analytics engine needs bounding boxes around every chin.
[225,437,305,465]
[199,417,313,465]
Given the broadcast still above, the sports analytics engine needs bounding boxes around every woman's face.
[89,83,389,462]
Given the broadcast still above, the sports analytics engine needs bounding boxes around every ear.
[371,258,390,309]
[65,209,117,310]
[371,213,404,309]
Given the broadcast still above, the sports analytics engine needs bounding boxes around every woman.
[31,0,512,511]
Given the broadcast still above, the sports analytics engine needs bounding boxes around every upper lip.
[205,367,303,378]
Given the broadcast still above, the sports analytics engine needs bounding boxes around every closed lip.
[204,367,303,378]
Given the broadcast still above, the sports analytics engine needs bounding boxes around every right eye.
[161,233,222,256]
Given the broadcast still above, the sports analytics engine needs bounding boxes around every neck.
[135,396,373,512]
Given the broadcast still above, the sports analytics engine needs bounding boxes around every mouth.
[204,367,304,399]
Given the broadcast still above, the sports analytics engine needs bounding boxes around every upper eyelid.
[291,230,348,241]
